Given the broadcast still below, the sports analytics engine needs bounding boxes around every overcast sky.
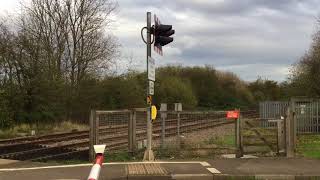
[1,0,320,82]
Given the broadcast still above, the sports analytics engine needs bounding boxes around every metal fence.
[89,108,238,160]
[293,99,320,134]
[259,98,320,134]
[259,101,289,119]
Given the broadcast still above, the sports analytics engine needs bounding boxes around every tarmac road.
[1,158,320,180]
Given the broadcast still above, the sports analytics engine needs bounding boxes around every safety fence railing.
[89,108,255,160]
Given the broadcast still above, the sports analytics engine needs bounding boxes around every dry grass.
[0,121,89,139]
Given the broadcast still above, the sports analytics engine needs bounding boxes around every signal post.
[141,12,175,161]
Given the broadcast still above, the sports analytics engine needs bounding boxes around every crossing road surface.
[1,158,320,180]
[0,161,215,180]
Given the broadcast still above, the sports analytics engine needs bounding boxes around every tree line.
[0,0,118,127]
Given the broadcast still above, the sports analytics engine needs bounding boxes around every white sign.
[149,81,154,95]
[300,104,306,114]
[148,56,155,81]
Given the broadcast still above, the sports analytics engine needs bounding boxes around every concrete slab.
[207,158,320,176]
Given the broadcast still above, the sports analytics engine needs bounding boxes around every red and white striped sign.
[154,14,163,56]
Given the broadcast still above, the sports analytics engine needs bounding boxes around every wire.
[141,26,155,44]
[141,27,148,44]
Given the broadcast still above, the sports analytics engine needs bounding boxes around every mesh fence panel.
[97,110,130,153]
[154,111,236,159]
[136,110,147,150]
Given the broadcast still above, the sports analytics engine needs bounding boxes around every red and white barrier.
[87,145,106,180]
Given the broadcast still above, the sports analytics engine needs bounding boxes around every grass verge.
[297,134,320,159]
[205,134,235,147]
[0,121,88,139]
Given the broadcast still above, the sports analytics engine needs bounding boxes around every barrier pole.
[87,145,106,180]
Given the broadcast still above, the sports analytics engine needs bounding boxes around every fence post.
[128,110,136,155]
[175,103,182,148]
[177,112,180,148]
[160,103,167,149]
[239,111,244,157]
[133,110,136,152]
[89,110,96,161]
[235,109,243,158]
[290,98,298,148]
[277,118,285,154]
[95,112,99,149]
[285,107,295,157]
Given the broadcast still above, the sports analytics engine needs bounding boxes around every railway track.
[0,111,258,161]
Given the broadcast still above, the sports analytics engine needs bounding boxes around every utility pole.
[143,12,155,161]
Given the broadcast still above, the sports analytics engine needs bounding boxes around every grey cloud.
[110,0,320,82]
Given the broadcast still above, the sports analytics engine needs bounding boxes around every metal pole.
[143,12,155,161]
[160,103,167,149]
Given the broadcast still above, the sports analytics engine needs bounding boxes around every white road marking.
[207,167,221,174]
[103,161,209,165]
[199,162,211,166]
[171,174,212,178]
[0,161,210,172]
[0,164,92,171]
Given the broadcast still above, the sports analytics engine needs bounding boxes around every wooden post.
[95,112,99,147]
[128,110,137,154]
[286,107,295,157]
[235,109,243,158]
[132,110,136,152]
[128,110,133,155]
[89,110,96,161]
[239,111,244,157]
[277,119,285,154]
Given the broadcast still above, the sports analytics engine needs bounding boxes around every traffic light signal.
[150,14,175,55]
[153,24,175,47]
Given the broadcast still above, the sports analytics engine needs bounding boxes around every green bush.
[0,111,13,128]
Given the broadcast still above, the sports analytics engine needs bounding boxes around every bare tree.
[21,0,117,113]
[0,0,119,120]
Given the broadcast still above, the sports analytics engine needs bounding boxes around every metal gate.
[241,118,281,156]
[259,98,320,134]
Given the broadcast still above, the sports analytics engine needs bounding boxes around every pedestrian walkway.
[0,158,320,179]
